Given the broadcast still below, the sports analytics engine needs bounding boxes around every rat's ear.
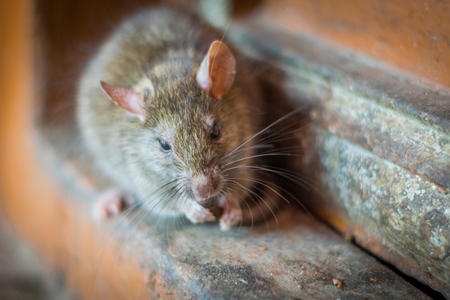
[196,40,236,100]
[100,81,144,121]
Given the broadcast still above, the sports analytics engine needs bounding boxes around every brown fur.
[77,7,280,228]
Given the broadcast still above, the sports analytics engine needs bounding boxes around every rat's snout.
[191,168,222,202]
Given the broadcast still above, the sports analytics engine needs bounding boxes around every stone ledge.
[228,19,450,297]
[33,126,433,299]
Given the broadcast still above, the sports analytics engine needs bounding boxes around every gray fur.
[77,7,267,224]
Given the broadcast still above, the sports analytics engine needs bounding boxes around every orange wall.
[260,0,450,89]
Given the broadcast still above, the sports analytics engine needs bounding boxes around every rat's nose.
[191,168,222,201]
[192,174,215,200]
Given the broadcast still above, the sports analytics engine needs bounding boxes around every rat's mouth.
[198,196,218,209]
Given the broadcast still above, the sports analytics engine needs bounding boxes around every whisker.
[258,165,325,196]
[220,143,274,165]
[222,151,301,169]
[228,176,290,211]
[225,164,312,190]
[226,164,326,214]
[113,181,182,262]
[123,180,180,231]
[257,121,307,145]
[92,178,179,288]
[110,185,185,277]
[231,175,312,218]
[149,182,185,231]
[226,179,276,226]
[223,106,306,160]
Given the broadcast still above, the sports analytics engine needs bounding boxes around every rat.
[77,7,300,230]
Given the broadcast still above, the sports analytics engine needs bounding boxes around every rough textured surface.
[229,19,450,297]
[144,208,429,299]
[30,118,431,299]
[316,132,450,291]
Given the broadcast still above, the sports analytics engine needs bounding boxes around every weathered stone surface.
[28,118,431,299]
[146,208,429,299]
[228,19,450,297]
[316,131,450,291]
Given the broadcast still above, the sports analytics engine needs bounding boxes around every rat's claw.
[219,196,242,231]
[185,202,215,224]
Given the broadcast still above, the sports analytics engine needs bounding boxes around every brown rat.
[77,7,300,230]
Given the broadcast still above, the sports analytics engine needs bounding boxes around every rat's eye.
[210,123,220,139]
[158,139,171,153]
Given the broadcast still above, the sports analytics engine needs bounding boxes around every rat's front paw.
[219,197,242,231]
[185,202,215,224]
[92,189,132,220]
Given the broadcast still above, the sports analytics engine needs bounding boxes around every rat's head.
[100,41,253,207]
